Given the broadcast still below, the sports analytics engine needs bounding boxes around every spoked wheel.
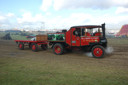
[53,43,64,55]
[18,43,24,50]
[31,43,38,52]
[92,45,105,58]
[41,44,48,50]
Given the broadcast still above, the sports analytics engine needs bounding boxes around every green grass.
[0,32,6,37]
[11,35,27,40]
[0,32,28,40]
[0,38,128,85]
[0,56,128,85]
[107,38,128,45]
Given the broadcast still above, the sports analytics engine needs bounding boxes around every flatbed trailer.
[15,40,48,52]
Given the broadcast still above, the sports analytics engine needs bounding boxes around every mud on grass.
[0,39,128,85]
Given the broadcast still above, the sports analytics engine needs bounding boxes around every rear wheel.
[92,45,105,58]
[53,43,64,55]
[31,43,38,52]
[18,43,24,50]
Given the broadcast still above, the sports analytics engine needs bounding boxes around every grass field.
[0,32,28,40]
[108,38,128,45]
[0,39,128,85]
[11,35,27,40]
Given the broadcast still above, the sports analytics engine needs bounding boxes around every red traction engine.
[48,23,107,58]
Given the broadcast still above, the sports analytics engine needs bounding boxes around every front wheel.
[53,43,64,55]
[92,45,105,58]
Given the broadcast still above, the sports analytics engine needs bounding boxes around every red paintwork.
[71,28,77,46]
[32,45,36,50]
[86,32,91,36]
[66,29,71,45]
[81,37,100,46]
[76,36,80,46]
[94,32,101,36]
[65,26,101,46]
[65,28,100,46]
[15,40,47,45]
[93,47,103,57]
[55,45,61,54]
[37,42,48,45]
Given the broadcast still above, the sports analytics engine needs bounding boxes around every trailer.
[15,23,107,58]
[15,40,48,52]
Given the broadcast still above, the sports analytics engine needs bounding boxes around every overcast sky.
[0,0,128,31]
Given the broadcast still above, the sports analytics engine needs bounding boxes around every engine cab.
[66,23,107,48]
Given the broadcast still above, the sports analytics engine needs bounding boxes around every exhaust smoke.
[84,52,93,57]
[105,47,114,54]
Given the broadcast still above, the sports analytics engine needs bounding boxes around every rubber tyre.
[41,44,48,50]
[31,43,38,52]
[18,43,24,50]
[53,43,64,55]
[92,45,105,58]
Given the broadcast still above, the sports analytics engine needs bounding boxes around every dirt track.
[0,39,128,68]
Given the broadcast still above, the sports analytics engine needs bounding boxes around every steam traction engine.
[48,23,107,58]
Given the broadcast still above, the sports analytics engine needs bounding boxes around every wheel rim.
[32,45,36,50]
[19,44,22,48]
[55,46,61,54]
[93,48,103,57]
